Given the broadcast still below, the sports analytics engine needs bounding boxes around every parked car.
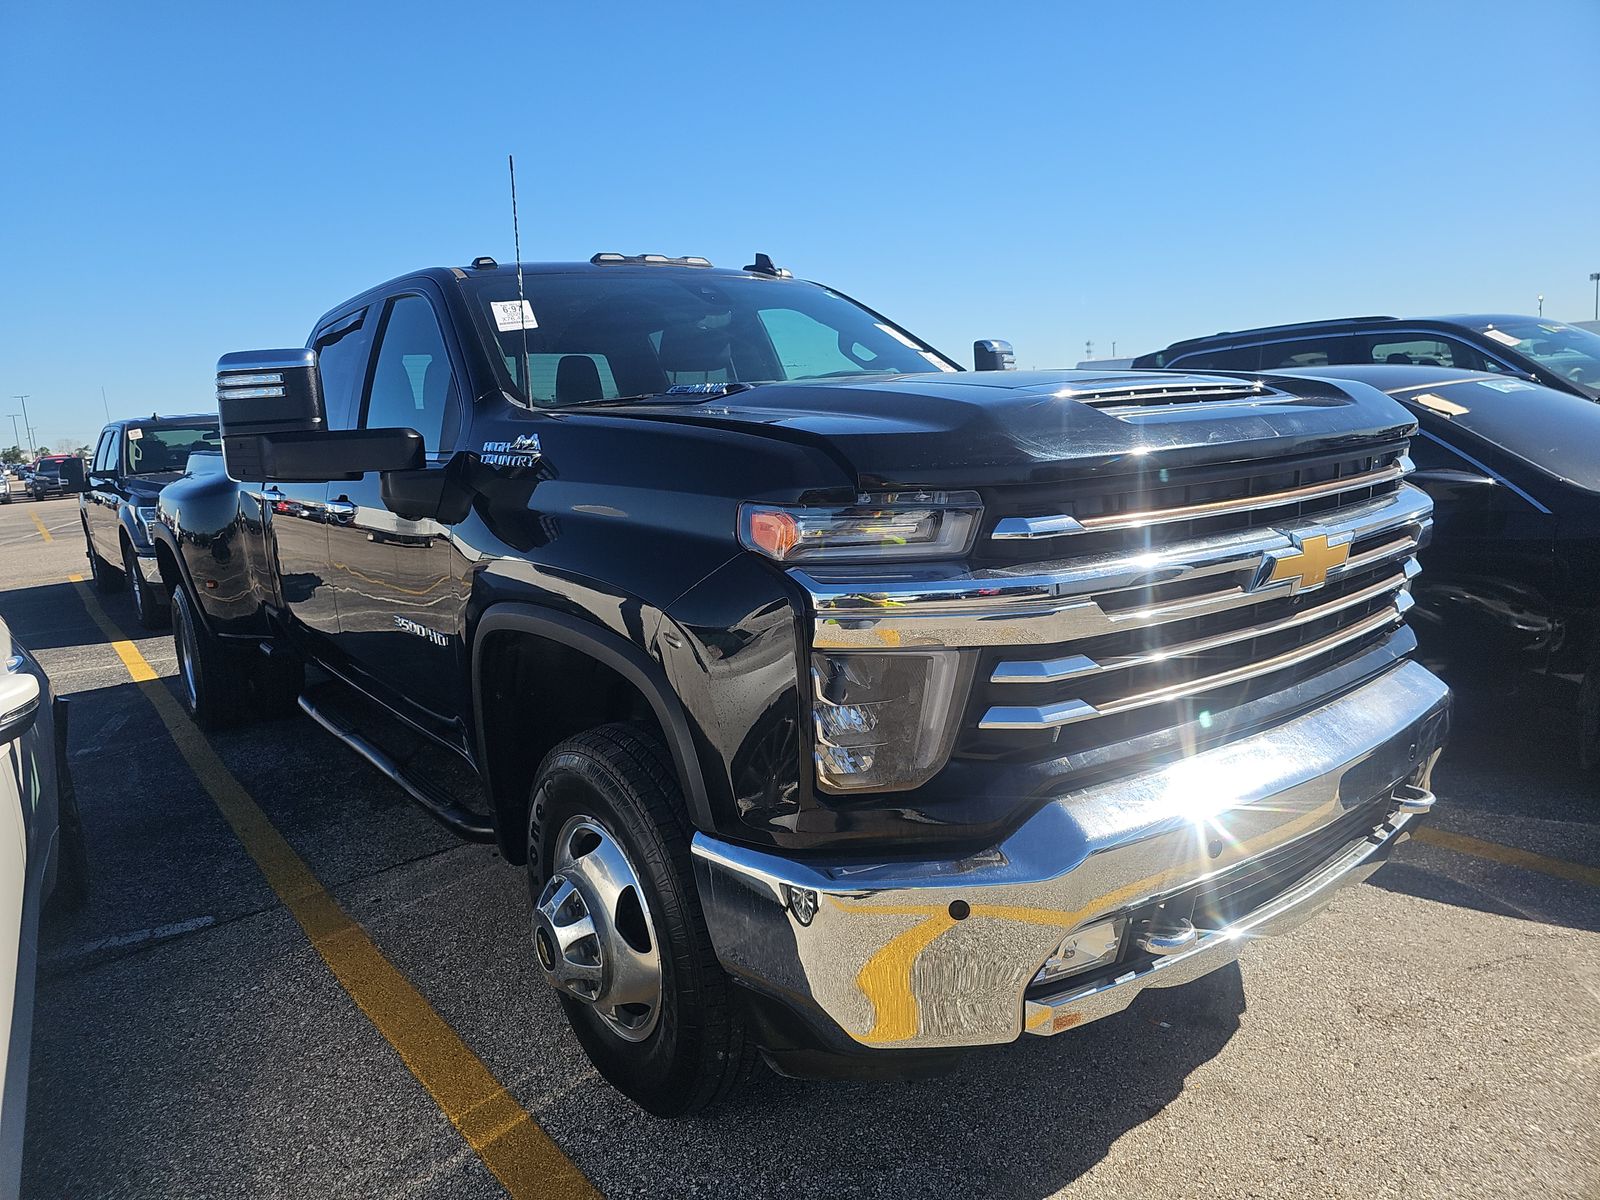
[0,617,86,1197]
[80,415,220,629]
[26,455,85,501]
[1280,363,1600,764]
[1134,314,1600,401]
[149,253,1448,1114]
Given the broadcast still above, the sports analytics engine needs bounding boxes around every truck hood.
[123,473,183,503]
[601,370,1417,489]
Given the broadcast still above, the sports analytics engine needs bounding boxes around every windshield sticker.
[126,427,144,440]
[1539,323,1567,334]
[1414,392,1470,416]
[920,350,956,372]
[1483,328,1522,347]
[491,300,538,332]
[1480,378,1536,393]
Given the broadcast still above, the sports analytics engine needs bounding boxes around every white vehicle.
[1,618,84,1196]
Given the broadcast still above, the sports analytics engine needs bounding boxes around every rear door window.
[1257,337,1352,369]
[1171,345,1262,371]
[1365,335,1488,370]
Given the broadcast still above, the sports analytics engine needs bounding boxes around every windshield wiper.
[555,382,755,409]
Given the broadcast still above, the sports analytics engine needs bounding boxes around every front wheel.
[84,523,123,594]
[528,724,758,1116]
[171,585,246,729]
[122,539,169,630]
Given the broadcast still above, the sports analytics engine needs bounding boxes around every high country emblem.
[1251,532,1352,594]
[480,434,541,467]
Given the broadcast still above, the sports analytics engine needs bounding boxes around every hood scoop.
[1057,376,1275,414]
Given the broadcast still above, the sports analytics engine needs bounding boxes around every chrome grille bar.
[991,562,1417,684]
[979,600,1411,730]
[803,484,1432,649]
[992,455,1413,541]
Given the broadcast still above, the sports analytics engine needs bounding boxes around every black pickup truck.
[79,414,220,628]
[149,254,1449,1115]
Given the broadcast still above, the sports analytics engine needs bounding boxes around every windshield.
[463,272,957,407]
[125,423,220,474]
[1476,320,1600,394]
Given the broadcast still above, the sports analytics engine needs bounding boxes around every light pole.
[13,396,34,455]
[1537,294,1544,317]
[1591,272,1600,321]
[5,415,20,453]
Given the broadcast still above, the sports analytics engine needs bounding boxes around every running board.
[297,693,496,843]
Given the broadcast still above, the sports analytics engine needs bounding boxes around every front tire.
[529,724,757,1116]
[122,539,169,630]
[171,585,246,729]
[84,523,124,594]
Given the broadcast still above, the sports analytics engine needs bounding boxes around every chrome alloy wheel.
[174,603,200,710]
[534,815,663,1042]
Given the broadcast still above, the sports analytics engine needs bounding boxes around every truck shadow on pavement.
[631,967,1246,1198]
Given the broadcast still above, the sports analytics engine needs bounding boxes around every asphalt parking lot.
[4,491,1598,1200]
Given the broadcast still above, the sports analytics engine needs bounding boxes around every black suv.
[80,415,220,628]
[1134,314,1600,401]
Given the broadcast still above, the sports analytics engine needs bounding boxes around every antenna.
[101,385,110,421]
[508,154,530,395]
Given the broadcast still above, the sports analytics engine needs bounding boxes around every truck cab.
[149,254,1450,1116]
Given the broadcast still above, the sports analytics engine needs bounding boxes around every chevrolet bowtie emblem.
[1254,532,1351,593]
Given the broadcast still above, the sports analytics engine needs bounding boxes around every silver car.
[0,618,85,1196]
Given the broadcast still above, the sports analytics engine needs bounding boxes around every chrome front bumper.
[691,659,1449,1052]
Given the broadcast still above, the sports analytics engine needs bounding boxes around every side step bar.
[298,693,496,843]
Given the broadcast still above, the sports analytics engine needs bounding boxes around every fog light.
[1031,919,1124,988]
[810,651,966,792]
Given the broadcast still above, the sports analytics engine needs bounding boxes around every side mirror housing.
[216,349,424,482]
[55,458,86,491]
[973,339,1016,371]
[217,349,326,438]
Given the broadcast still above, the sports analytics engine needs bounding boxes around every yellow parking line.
[1412,825,1600,889]
[30,511,53,542]
[67,574,596,1200]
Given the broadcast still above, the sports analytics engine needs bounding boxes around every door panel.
[325,290,465,735]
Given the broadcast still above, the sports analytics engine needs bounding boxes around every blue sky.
[2,0,1597,452]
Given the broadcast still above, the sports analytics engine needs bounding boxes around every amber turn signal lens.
[746,509,801,559]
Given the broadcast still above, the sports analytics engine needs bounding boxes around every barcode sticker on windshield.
[1483,328,1521,347]
[491,300,538,332]
[126,427,143,440]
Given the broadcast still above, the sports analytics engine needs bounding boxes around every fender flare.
[147,523,212,631]
[471,604,714,846]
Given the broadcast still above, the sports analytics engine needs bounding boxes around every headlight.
[810,650,968,792]
[135,506,159,542]
[739,491,981,564]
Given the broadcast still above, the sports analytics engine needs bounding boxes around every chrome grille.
[795,449,1431,771]
[983,444,1410,560]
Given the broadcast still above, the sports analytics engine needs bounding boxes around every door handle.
[326,498,357,519]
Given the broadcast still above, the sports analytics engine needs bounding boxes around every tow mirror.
[216,349,424,482]
[974,339,1016,371]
